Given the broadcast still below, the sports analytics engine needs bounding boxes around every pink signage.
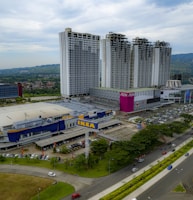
[120,92,134,112]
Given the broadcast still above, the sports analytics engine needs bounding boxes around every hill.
[171,53,193,83]
[0,64,60,75]
[171,53,193,63]
[171,53,193,70]
[0,53,193,84]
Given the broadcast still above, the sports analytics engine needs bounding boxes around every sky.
[0,0,193,69]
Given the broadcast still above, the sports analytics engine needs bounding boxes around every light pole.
[108,158,114,174]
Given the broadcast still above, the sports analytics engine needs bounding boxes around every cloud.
[0,0,193,68]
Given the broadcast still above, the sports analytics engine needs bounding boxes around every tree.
[147,124,173,139]
[50,157,58,169]
[74,154,87,171]
[90,138,109,158]
[180,113,193,124]
[0,155,6,162]
[87,154,99,169]
[105,148,132,171]
[169,121,189,134]
[60,145,70,154]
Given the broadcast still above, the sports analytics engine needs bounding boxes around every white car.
[131,167,138,172]
[172,143,176,147]
[48,172,56,177]
[137,158,144,163]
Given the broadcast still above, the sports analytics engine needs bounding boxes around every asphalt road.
[137,151,193,200]
[0,130,192,200]
[62,130,193,200]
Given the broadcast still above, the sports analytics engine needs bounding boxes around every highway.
[137,152,193,200]
[62,130,193,200]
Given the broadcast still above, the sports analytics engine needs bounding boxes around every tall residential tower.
[130,38,153,88]
[59,28,100,97]
[152,41,172,87]
[101,32,131,90]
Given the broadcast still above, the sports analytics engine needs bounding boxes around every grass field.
[0,173,74,200]
[1,157,109,178]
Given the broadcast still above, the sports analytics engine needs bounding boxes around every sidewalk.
[88,137,193,200]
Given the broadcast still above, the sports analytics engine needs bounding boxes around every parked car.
[48,172,56,177]
[71,193,81,199]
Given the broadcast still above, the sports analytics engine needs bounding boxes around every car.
[137,158,144,163]
[131,167,138,172]
[71,193,81,199]
[48,172,56,177]
[185,152,189,156]
[171,143,176,147]
[45,155,49,160]
[167,165,173,170]
[162,151,167,155]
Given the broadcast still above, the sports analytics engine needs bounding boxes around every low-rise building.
[90,87,161,113]
[0,83,22,99]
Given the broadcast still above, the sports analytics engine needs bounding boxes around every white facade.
[152,41,172,87]
[59,28,100,97]
[101,33,131,90]
[131,38,153,88]
[101,39,111,88]
[161,83,193,103]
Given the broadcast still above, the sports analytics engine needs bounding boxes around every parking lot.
[125,103,193,125]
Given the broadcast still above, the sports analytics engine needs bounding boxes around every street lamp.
[37,187,41,200]
[108,158,114,174]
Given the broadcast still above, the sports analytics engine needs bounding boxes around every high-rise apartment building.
[152,41,172,87]
[101,32,131,90]
[59,28,100,97]
[130,38,153,88]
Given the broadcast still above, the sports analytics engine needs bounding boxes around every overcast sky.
[1,0,193,69]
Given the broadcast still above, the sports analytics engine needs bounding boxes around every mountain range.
[0,54,193,84]
[0,64,60,75]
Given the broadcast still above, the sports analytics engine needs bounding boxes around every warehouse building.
[0,101,116,151]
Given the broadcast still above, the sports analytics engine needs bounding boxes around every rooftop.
[0,102,72,127]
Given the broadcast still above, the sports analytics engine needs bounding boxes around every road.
[62,130,193,200]
[0,130,192,200]
[137,152,193,200]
